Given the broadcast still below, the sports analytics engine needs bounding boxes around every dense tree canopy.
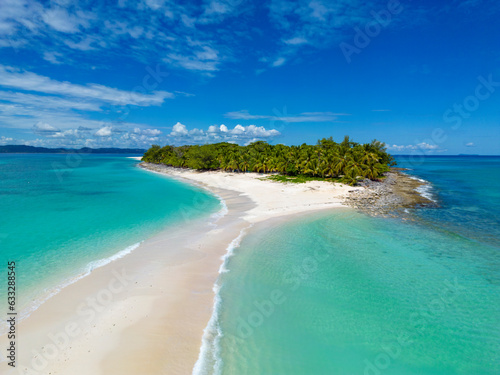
[142,136,395,185]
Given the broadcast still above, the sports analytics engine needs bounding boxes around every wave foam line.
[407,175,438,203]
[192,226,252,375]
[209,195,229,226]
[0,242,142,335]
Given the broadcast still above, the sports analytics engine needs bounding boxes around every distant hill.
[0,145,145,154]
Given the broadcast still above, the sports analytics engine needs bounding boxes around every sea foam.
[0,242,142,334]
[192,226,251,375]
[408,175,438,203]
[209,195,229,225]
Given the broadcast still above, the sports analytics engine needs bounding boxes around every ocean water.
[198,156,500,375]
[0,154,220,322]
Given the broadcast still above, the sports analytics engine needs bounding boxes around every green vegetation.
[142,136,395,185]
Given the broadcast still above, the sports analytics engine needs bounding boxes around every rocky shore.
[342,169,438,217]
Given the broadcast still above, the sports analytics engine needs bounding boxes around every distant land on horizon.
[0,145,146,154]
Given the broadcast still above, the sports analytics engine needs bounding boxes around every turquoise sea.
[0,154,220,322]
[1,154,499,374]
[197,156,500,375]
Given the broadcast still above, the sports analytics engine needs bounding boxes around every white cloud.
[169,122,189,136]
[42,8,94,34]
[33,121,60,135]
[167,122,281,145]
[20,124,163,148]
[0,91,101,111]
[205,1,230,15]
[64,36,97,51]
[309,0,329,21]
[0,65,173,106]
[284,37,308,45]
[95,126,113,137]
[0,135,14,144]
[225,110,347,123]
[465,142,475,147]
[0,0,493,80]
[166,49,219,72]
[266,0,407,66]
[0,99,151,134]
[134,127,161,136]
[142,0,167,11]
[231,124,245,134]
[43,51,63,64]
[416,142,440,150]
[388,142,441,152]
[272,57,286,67]
[6,120,278,149]
[225,110,269,120]
[103,20,145,40]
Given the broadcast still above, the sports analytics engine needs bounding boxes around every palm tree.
[321,151,340,178]
[303,157,320,176]
[334,153,352,176]
[239,153,251,172]
[345,158,363,180]
[363,161,385,180]
[142,136,394,185]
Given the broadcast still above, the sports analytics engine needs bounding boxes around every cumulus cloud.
[388,142,441,152]
[12,120,271,149]
[0,135,14,144]
[134,127,161,136]
[169,122,189,136]
[32,121,60,135]
[19,123,164,149]
[167,122,281,145]
[95,126,113,137]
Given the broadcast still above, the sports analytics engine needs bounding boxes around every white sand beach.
[0,163,359,375]
[143,163,360,224]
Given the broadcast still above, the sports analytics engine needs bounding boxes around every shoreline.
[342,169,438,217]
[1,159,359,375]
[139,162,361,224]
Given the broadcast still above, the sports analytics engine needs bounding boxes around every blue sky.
[0,0,499,154]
